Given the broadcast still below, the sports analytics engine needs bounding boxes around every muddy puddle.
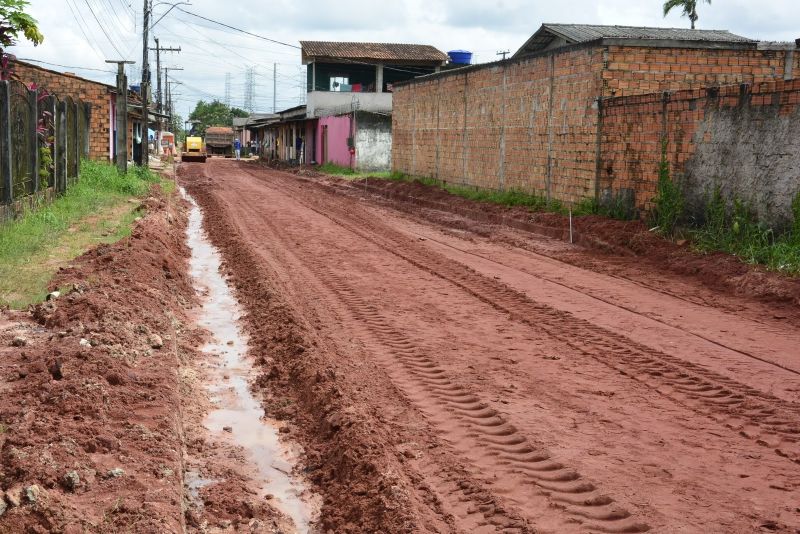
[182,188,319,532]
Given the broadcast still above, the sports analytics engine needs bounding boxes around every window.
[330,76,349,91]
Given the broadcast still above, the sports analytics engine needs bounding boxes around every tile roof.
[301,41,448,63]
[515,23,755,57]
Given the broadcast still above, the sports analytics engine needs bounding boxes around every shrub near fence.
[0,79,90,222]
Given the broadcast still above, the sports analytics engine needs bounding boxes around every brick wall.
[393,47,603,204]
[12,61,112,161]
[600,79,800,226]
[393,42,796,209]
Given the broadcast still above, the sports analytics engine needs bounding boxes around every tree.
[663,0,711,29]
[0,0,43,50]
[187,100,248,137]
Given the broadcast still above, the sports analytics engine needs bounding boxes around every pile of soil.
[0,188,285,533]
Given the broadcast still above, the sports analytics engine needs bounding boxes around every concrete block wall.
[393,43,796,210]
[601,79,800,226]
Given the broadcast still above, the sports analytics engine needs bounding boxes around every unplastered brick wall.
[12,61,112,161]
[392,46,603,204]
[393,42,796,208]
[600,79,800,225]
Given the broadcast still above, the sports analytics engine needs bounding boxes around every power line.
[16,58,117,74]
[83,0,126,58]
[65,0,107,61]
[176,7,301,49]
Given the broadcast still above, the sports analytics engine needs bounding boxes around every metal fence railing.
[0,79,91,221]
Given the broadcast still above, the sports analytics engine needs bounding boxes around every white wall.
[308,91,392,118]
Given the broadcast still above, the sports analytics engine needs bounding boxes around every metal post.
[0,82,12,204]
[273,63,277,113]
[29,87,39,193]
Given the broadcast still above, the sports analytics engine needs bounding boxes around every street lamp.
[150,1,192,31]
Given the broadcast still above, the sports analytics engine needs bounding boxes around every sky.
[9,0,800,124]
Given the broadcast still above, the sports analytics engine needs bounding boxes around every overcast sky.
[9,0,800,123]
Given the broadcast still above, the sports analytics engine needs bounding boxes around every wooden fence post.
[0,81,11,204]
[29,87,39,193]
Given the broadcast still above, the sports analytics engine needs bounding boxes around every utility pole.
[273,62,276,113]
[105,60,135,174]
[497,50,510,60]
[138,0,150,166]
[149,39,181,153]
[164,66,184,130]
[149,39,181,115]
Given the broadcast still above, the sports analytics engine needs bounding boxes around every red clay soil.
[180,159,800,533]
[0,189,286,533]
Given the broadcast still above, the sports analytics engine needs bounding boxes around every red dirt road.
[180,159,800,533]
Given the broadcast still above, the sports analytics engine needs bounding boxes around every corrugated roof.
[301,41,448,63]
[515,23,755,57]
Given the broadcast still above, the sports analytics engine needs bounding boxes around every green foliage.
[572,194,636,220]
[662,0,711,29]
[187,100,248,137]
[692,187,800,274]
[792,190,800,244]
[38,145,52,187]
[650,146,684,237]
[317,162,357,176]
[0,0,43,49]
[0,160,160,307]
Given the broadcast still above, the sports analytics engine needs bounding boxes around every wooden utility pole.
[106,60,135,174]
[149,39,181,152]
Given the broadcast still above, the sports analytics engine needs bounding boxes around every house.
[11,59,143,164]
[391,23,800,211]
[258,41,448,171]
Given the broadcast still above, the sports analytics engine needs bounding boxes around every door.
[322,125,328,164]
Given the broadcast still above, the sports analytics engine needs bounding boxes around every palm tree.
[663,0,711,29]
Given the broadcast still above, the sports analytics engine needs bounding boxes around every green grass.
[0,160,163,308]
[691,189,800,275]
[316,162,392,179]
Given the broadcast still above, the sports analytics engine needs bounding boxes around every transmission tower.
[224,72,231,106]
[244,67,255,113]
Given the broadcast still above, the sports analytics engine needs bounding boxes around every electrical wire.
[15,58,117,74]
[83,0,127,58]
[65,0,108,61]
[176,7,301,49]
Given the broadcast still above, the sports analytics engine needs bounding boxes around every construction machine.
[182,136,207,163]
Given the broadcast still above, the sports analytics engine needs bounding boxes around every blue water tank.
[448,50,473,65]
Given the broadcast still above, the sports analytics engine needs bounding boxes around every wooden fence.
[0,79,91,221]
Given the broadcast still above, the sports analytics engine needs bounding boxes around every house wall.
[315,114,353,167]
[308,91,392,117]
[13,61,113,161]
[354,111,392,171]
[392,43,796,208]
[600,78,800,227]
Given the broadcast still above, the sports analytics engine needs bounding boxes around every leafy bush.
[650,145,684,237]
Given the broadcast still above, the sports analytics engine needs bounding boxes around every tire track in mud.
[230,171,650,533]
[248,169,800,466]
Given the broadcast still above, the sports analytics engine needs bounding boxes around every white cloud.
[8,0,799,121]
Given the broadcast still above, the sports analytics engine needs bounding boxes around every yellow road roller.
[182,136,207,163]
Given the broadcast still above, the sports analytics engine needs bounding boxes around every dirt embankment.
[0,188,285,533]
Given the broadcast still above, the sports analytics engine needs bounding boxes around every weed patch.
[0,161,160,307]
